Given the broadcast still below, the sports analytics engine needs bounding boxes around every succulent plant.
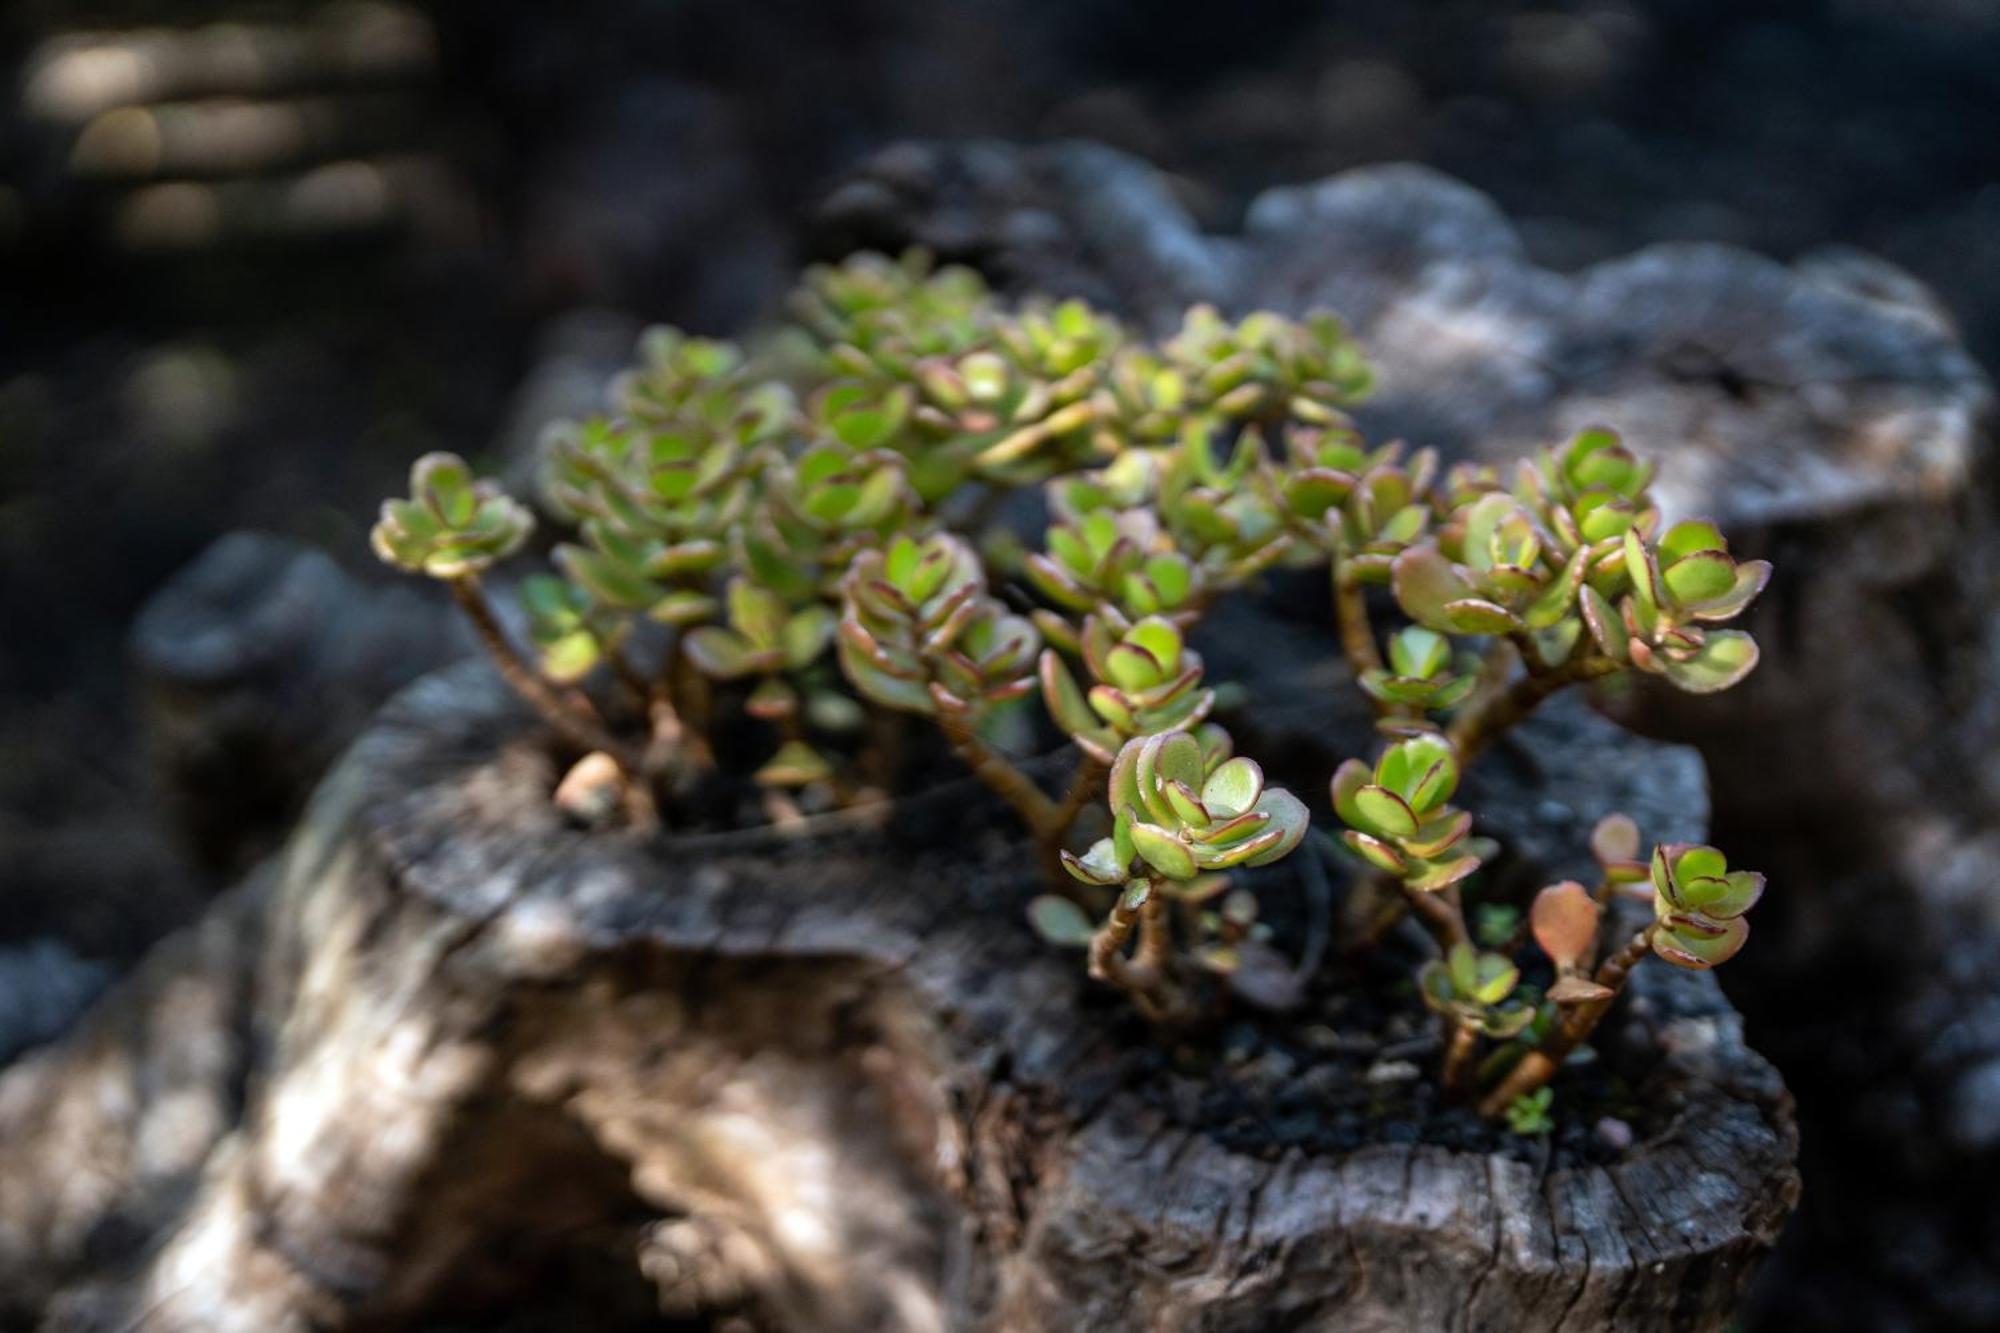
[1649,843,1764,969]
[362,249,1779,1081]
[1503,1088,1556,1136]
[1063,730,1308,885]
[1419,942,1535,1039]
[1330,734,1480,891]
[683,579,836,689]
[836,533,1037,720]
[520,574,622,684]
[1164,305,1373,426]
[1392,492,1585,639]
[1039,614,1214,764]
[371,452,533,578]
[1329,446,1437,583]
[1577,522,1768,693]
[1358,626,1477,713]
[1025,506,1201,621]
[1156,430,1295,584]
[1516,426,1658,575]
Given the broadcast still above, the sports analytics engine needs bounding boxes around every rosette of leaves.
[1516,427,1658,582]
[790,250,991,378]
[733,440,913,596]
[1164,305,1373,426]
[1649,843,1764,969]
[1419,943,1535,1039]
[994,297,1122,396]
[1062,730,1308,884]
[1025,506,1200,622]
[613,326,759,425]
[1038,614,1214,764]
[1530,881,1613,1003]
[1577,523,1768,693]
[1155,429,1295,585]
[836,533,1038,719]
[1328,445,1437,583]
[371,452,534,578]
[1392,492,1586,649]
[683,578,837,714]
[1090,346,1193,450]
[909,347,1100,481]
[1358,626,1476,713]
[1270,422,1401,540]
[1330,734,1480,891]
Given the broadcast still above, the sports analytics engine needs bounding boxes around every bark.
[0,665,1797,1332]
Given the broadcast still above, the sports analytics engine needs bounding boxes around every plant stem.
[1397,879,1471,954]
[936,708,1060,838]
[1441,1018,1480,1094]
[1333,565,1385,681]
[448,577,642,774]
[1088,882,1176,1021]
[1476,923,1656,1117]
[1446,654,1624,766]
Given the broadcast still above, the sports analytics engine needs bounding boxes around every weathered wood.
[0,664,1796,1331]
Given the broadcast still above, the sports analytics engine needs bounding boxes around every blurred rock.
[131,531,471,873]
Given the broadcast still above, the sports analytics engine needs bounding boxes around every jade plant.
[372,249,1770,1123]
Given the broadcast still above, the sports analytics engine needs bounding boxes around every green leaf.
[684,627,754,678]
[1653,915,1748,969]
[1390,546,1474,630]
[1444,599,1522,635]
[1659,518,1727,562]
[1028,895,1097,947]
[1354,785,1418,838]
[782,605,837,670]
[1663,551,1737,605]
[1656,630,1759,693]
[1406,852,1480,893]
[1130,821,1196,880]
[755,739,833,788]
[1388,626,1450,680]
[1201,757,1264,821]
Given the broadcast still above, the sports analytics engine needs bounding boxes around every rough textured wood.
[0,664,1796,1331]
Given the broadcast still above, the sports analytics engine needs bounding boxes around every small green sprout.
[1504,1088,1556,1136]
[1359,626,1476,713]
[371,452,533,578]
[1163,305,1373,426]
[1330,734,1479,892]
[1038,614,1213,765]
[1578,523,1769,693]
[1420,943,1534,1040]
[1649,843,1764,969]
[1059,729,1305,1018]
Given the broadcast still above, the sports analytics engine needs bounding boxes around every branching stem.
[1333,566,1385,683]
[1476,922,1657,1117]
[1088,882,1178,1021]
[936,709,1061,837]
[1447,654,1623,766]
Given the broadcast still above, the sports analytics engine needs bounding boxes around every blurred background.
[1,0,1996,1327]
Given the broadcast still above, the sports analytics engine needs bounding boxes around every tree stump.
[0,659,1796,1332]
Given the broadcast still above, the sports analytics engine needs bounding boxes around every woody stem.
[1476,923,1656,1117]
